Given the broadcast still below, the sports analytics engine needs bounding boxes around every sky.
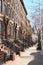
[23,0,43,27]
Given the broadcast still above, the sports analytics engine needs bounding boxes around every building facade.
[0,0,28,42]
[0,0,34,62]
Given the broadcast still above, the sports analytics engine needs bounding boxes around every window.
[5,6,10,17]
[0,22,1,34]
[7,0,11,3]
[7,24,11,38]
[42,34,43,40]
[42,27,43,33]
[0,0,2,12]
[5,6,9,15]
[11,11,14,18]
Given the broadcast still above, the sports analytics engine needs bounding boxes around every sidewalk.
[3,45,43,65]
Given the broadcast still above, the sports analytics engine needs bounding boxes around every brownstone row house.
[0,0,27,42]
[0,0,33,62]
[0,0,32,43]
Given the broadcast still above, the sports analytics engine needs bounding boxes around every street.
[3,45,43,65]
[0,0,43,65]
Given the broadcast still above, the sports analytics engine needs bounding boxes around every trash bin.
[10,52,15,61]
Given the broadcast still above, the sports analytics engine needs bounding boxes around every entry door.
[5,23,7,39]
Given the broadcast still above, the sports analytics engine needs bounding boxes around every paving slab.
[2,45,43,65]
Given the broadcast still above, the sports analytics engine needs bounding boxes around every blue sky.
[23,0,43,27]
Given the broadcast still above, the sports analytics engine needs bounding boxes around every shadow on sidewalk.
[27,51,43,65]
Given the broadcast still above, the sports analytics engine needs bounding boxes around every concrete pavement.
[3,45,43,65]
